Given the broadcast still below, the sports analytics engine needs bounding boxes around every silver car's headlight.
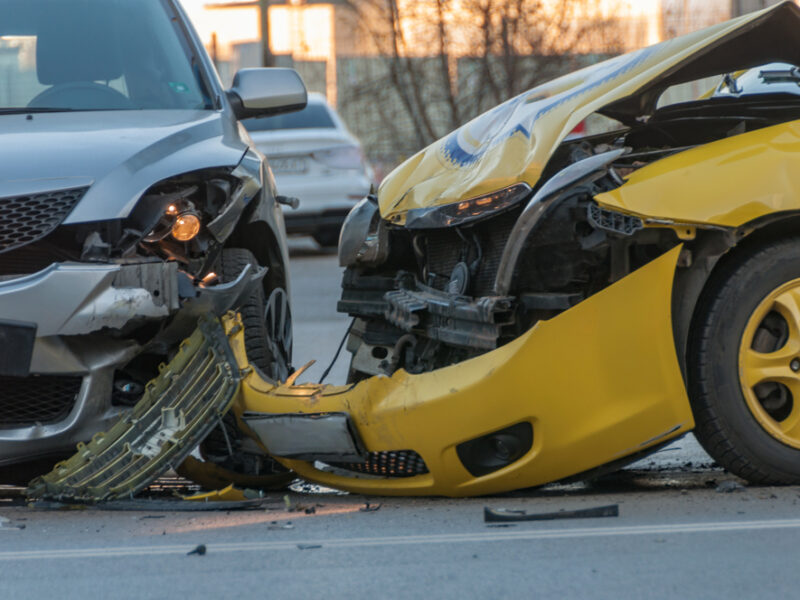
[403,183,531,230]
[338,195,390,268]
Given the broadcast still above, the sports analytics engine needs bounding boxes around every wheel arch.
[672,211,800,382]
[226,218,290,298]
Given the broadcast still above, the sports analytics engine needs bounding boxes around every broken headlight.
[339,195,390,268]
[141,186,204,244]
[112,166,255,279]
[403,183,532,230]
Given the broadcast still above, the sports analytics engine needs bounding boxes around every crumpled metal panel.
[27,316,242,502]
[384,285,513,350]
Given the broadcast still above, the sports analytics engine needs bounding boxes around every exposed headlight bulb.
[171,212,202,242]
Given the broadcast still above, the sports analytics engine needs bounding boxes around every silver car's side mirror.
[227,68,308,120]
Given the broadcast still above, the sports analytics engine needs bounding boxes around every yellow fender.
[596,119,800,228]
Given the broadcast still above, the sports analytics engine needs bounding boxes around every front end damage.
[27,3,800,498]
[239,246,693,496]
[0,155,271,468]
[29,246,692,499]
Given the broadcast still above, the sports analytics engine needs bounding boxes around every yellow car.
[256,2,800,495]
[29,2,800,500]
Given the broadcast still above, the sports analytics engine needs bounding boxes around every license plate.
[269,157,308,174]
[0,320,36,377]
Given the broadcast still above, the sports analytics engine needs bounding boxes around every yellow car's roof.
[378,1,800,223]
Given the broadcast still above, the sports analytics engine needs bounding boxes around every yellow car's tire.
[689,238,800,484]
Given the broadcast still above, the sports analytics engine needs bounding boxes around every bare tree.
[337,0,629,171]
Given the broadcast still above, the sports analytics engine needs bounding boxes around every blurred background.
[178,0,794,180]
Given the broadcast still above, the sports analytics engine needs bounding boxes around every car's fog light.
[456,422,533,477]
[172,213,201,241]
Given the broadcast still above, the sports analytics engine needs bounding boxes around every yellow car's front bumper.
[232,245,693,497]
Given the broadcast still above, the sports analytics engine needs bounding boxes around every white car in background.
[244,93,374,247]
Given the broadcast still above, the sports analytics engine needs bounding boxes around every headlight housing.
[338,195,390,268]
[403,183,531,230]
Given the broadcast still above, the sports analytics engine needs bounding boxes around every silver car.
[0,0,306,476]
[243,93,374,247]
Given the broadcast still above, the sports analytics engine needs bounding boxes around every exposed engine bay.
[338,91,800,380]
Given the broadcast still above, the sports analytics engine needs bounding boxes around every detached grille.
[0,187,87,254]
[0,375,83,428]
[329,450,429,478]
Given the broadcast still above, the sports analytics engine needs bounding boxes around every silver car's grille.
[0,187,88,254]
[0,375,83,428]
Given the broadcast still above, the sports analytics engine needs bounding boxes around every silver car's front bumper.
[0,260,260,465]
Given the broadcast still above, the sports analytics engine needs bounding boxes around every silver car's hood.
[0,110,249,223]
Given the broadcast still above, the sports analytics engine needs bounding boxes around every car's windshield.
[244,103,336,132]
[0,0,213,112]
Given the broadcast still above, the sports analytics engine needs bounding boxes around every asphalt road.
[2,239,799,599]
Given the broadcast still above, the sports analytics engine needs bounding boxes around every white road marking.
[3,518,800,560]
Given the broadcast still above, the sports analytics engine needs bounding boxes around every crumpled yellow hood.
[377,2,798,223]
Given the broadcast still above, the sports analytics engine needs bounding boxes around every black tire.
[689,237,800,484]
[312,226,341,249]
[218,248,292,381]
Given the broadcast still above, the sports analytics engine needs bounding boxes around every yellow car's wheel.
[690,238,800,484]
[739,279,800,449]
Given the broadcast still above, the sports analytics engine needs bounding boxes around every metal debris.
[284,494,315,513]
[484,504,619,523]
[716,480,746,493]
[0,515,25,530]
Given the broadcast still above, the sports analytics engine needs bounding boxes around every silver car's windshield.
[0,0,213,112]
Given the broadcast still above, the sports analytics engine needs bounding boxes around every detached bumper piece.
[27,316,242,502]
[236,246,695,496]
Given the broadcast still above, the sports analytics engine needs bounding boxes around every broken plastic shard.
[183,484,262,503]
[484,504,619,522]
[716,480,746,493]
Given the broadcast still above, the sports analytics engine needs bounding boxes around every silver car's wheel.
[264,287,292,382]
